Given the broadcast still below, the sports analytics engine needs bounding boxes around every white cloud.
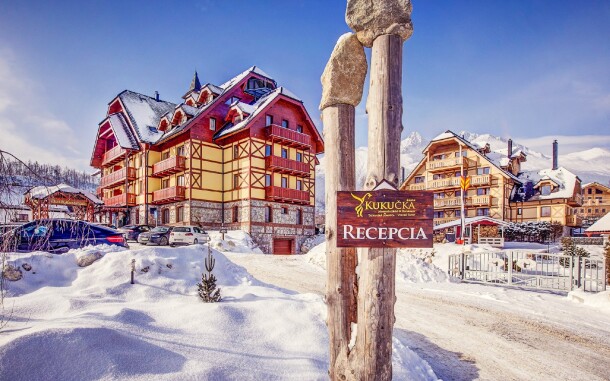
[515,135,610,155]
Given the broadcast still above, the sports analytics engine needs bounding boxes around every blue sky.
[0,1,609,170]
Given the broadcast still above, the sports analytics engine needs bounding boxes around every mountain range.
[315,131,610,212]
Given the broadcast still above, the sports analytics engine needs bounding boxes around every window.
[455,190,462,197]
[234,145,239,159]
[540,206,551,217]
[541,185,552,196]
[281,148,288,159]
[177,145,185,157]
[162,209,170,224]
[455,151,467,157]
[432,174,443,180]
[177,175,185,186]
[265,206,272,223]
[296,180,302,190]
[296,152,302,162]
[16,213,28,222]
[265,145,272,157]
[588,208,592,213]
[282,207,288,214]
[477,188,490,196]
[265,174,272,187]
[477,167,490,175]
[603,209,606,213]
[414,176,424,184]
[265,115,273,126]
[281,177,288,188]
[455,171,462,177]
[162,151,170,160]
[224,96,240,105]
[296,209,303,225]
[433,211,445,218]
[162,178,170,189]
[517,208,522,215]
[433,193,445,199]
[233,174,239,189]
[296,125,303,133]
[210,117,216,131]
[281,120,289,128]
[455,210,461,217]
[477,208,490,217]
[138,180,143,195]
[596,189,603,194]
[177,206,184,222]
[432,154,446,161]
[233,206,239,222]
[588,188,592,194]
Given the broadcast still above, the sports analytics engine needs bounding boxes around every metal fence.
[570,237,605,246]
[448,251,606,292]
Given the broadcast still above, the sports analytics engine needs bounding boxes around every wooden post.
[323,104,358,379]
[356,33,403,380]
[130,258,135,284]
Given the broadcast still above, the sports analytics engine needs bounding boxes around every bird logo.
[351,192,372,217]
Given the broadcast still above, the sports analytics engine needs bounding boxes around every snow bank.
[207,230,263,254]
[567,290,610,313]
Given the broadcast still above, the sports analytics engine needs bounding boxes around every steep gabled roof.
[117,90,176,144]
[26,183,103,205]
[516,167,580,201]
[585,211,610,233]
[583,182,610,193]
[107,113,139,150]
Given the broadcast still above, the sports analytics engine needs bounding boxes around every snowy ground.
[0,232,436,381]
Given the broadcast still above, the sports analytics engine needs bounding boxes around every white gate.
[448,251,606,292]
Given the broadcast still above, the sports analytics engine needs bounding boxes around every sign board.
[336,190,433,248]
[49,196,88,206]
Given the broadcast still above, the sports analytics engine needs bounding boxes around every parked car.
[0,219,128,253]
[169,226,209,246]
[94,222,117,230]
[137,225,173,246]
[118,225,153,241]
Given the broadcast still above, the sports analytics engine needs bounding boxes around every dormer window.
[541,185,552,195]
[225,96,240,105]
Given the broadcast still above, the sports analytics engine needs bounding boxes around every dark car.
[137,225,173,246]
[118,225,153,242]
[0,219,128,253]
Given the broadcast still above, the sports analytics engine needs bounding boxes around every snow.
[567,290,610,312]
[1,235,438,380]
[118,90,176,144]
[586,212,610,233]
[219,66,274,90]
[432,131,454,141]
[26,183,102,205]
[108,113,139,149]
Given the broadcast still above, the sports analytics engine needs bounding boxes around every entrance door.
[273,239,292,255]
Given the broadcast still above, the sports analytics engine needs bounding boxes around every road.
[225,253,610,381]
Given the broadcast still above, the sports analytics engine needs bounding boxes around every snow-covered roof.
[583,182,610,192]
[118,91,176,144]
[518,167,579,200]
[25,184,103,205]
[585,212,610,233]
[107,113,139,150]
[233,101,256,115]
[220,66,274,90]
[432,131,454,141]
[433,216,511,231]
[214,87,301,139]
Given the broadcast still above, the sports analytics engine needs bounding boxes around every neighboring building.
[576,182,610,228]
[90,67,324,254]
[400,131,582,236]
[0,204,71,224]
[584,211,610,237]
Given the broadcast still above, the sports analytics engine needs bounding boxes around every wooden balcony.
[265,156,310,177]
[566,215,582,227]
[426,157,467,172]
[265,186,309,204]
[428,177,460,189]
[152,186,186,204]
[434,197,462,208]
[100,167,136,189]
[152,156,186,177]
[570,193,583,206]
[467,195,491,206]
[102,145,128,166]
[266,125,312,149]
[470,174,490,186]
[408,183,426,191]
[434,217,456,226]
[104,193,136,207]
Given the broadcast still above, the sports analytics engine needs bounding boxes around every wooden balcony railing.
[152,186,186,204]
[566,215,582,227]
[265,186,309,204]
[470,174,490,186]
[434,197,462,208]
[152,156,186,177]
[433,217,456,226]
[100,167,136,189]
[266,125,312,149]
[408,183,426,191]
[265,156,310,177]
[428,177,461,189]
[104,193,136,207]
[102,145,128,166]
[467,195,491,206]
[426,157,467,171]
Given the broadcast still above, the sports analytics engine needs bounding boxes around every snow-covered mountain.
[315,131,610,212]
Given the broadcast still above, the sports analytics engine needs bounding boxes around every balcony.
[470,174,490,186]
[104,193,136,207]
[434,197,462,208]
[152,156,186,177]
[429,177,460,190]
[408,183,426,191]
[570,193,583,206]
[102,145,128,166]
[266,125,312,149]
[265,186,309,204]
[566,215,582,227]
[434,217,456,226]
[266,156,310,177]
[100,167,136,189]
[426,157,467,172]
[467,195,491,206]
[152,186,186,204]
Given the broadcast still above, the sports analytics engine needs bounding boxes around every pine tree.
[197,250,221,303]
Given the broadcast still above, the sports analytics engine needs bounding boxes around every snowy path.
[225,253,610,381]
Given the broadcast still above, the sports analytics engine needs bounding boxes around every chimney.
[401,166,406,183]
[154,91,159,101]
[552,140,558,170]
[507,138,513,158]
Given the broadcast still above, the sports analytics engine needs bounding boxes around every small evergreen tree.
[559,237,589,267]
[197,250,221,303]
